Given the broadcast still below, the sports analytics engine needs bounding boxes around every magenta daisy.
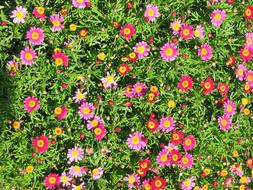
[73,89,87,103]
[245,33,253,49]
[67,147,84,162]
[20,47,37,65]
[194,25,204,38]
[50,14,64,32]
[144,4,160,22]
[133,82,147,97]
[87,116,103,130]
[211,9,226,27]
[124,174,140,189]
[235,64,246,81]
[69,165,86,178]
[159,116,176,133]
[11,6,28,23]
[124,85,135,98]
[224,100,236,116]
[78,102,94,120]
[127,132,147,151]
[60,172,72,187]
[180,154,194,169]
[180,177,196,190]
[156,149,171,167]
[91,167,103,180]
[179,24,194,40]
[72,183,85,190]
[182,135,196,151]
[133,41,150,59]
[170,19,181,35]
[101,72,117,89]
[26,27,44,45]
[24,96,40,113]
[198,43,213,61]
[246,70,253,87]
[160,42,179,61]
[72,0,90,8]
[218,115,232,131]
[164,143,178,153]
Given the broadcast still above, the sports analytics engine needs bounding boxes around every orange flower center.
[124,28,131,35]
[28,100,36,107]
[148,122,155,129]
[155,180,162,187]
[48,177,56,184]
[243,49,249,57]
[185,139,192,146]
[201,48,207,56]
[173,134,179,140]
[37,7,45,14]
[165,47,173,56]
[54,107,62,115]
[182,80,189,88]
[183,29,190,36]
[182,157,189,164]
[91,120,99,127]
[163,120,171,128]
[119,66,127,73]
[55,57,63,66]
[221,119,227,126]
[161,154,168,162]
[245,9,252,16]
[214,13,221,21]
[37,139,45,148]
[204,82,211,89]
[94,128,102,135]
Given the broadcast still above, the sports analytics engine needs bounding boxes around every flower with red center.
[183,135,196,151]
[160,42,179,61]
[198,43,213,61]
[244,6,253,20]
[239,46,253,62]
[180,153,194,169]
[54,106,67,119]
[52,52,68,67]
[133,41,150,59]
[235,64,246,81]
[50,14,64,32]
[32,135,49,153]
[78,102,94,120]
[218,115,232,131]
[246,70,253,87]
[211,9,226,27]
[20,47,37,65]
[159,116,176,133]
[151,176,166,190]
[26,27,44,45]
[144,4,160,22]
[177,75,194,92]
[170,130,184,145]
[226,55,236,66]
[128,52,138,62]
[133,82,147,97]
[24,96,40,112]
[169,149,182,164]
[120,24,135,39]
[127,132,147,151]
[146,118,159,131]
[94,125,107,141]
[118,64,131,76]
[223,100,236,116]
[200,77,215,95]
[124,173,140,189]
[179,24,194,40]
[44,173,60,189]
[32,7,47,19]
[217,82,229,95]
[138,158,151,171]
[124,85,135,98]
[156,149,171,167]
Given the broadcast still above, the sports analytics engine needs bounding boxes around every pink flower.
[133,82,147,97]
[67,147,84,162]
[223,100,236,116]
[178,75,194,92]
[164,143,178,153]
[133,41,150,59]
[78,102,94,120]
[124,85,135,98]
[26,27,44,45]
[194,25,204,38]
[179,24,194,40]
[144,4,160,22]
[54,106,67,120]
[6,59,19,76]
[24,96,40,112]
[60,172,72,187]
[180,154,194,169]
[101,72,117,89]
[91,167,103,180]
[52,52,68,67]
[94,125,107,141]
[32,7,47,20]
[170,19,181,35]
[44,173,60,189]
[156,149,171,167]
[235,64,246,81]
[159,116,176,133]
[124,174,140,188]
[120,24,135,39]
[50,14,64,32]
[87,116,103,130]
[180,177,195,190]
[198,43,213,61]
[73,89,87,103]
[20,47,37,65]
[160,42,179,61]
[245,33,253,49]
[182,135,196,151]
[239,46,253,62]
[69,165,86,178]
[127,132,147,151]
[72,183,85,190]
[32,135,49,153]
[200,77,215,95]
[246,70,253,87]
[11,6,28,23]
[218,115,232,131]
[72,0,90,8]
[211,9,226,27]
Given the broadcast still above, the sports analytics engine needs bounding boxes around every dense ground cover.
[0,0,253,189]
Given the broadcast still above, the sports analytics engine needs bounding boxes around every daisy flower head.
[246,158,253,169]
[180,154,194,169]
[94,125,107,141]
[170,130,184,145]
[124,85,135,98]
[120,24,135,39]
[156,149,171,167]
[169,149,182,164]
[198,43,213,61]
[246,70,253,87]
[183,135,196,151]
[52,52,68,67]
[218,115,232,131]
[133,41,150,59]
[180,177,195,190]
[170,19,181,35]
[133,82,147,97]
[151,176,166,190]
[32,7,46,20]
[78,102,94,120]
[211,9,226,27]
[54,106,67,120]
[118,64,131,76]
[217,82,229,95]
[44,173,60,189]
[127,132,147,151]
[179,24,194,40]
[245,33,253,49]
[32,135,49,153]
[20,47,37,65]
[164,143,178,153]
[73,89,87,103]
[101,72,117,89]
[144,4,160,22]
[24,96,40,112]
[50,14,64,32]
[69,165,86,178]
[159,116,176,133]
[194,25,204,38]
[200,77,215,95]
[67,147,84,162]
[138,158,151,171]
[160,42,179,62]
[26,27,44,45]
[72,183,85,190]
[60,172,72,187]
[91,167,103,180]
[72,0,90,8]
[224,100,236,116]
[239,46,253,62]
[146,118,159,131]
[87,116,103,130]
[6,59,19,76]
[124,173,140,189]
[11,6,28,23]
[244,6,253,20]
[142,179,152,190]
[177,75,194,92]
[128,52,138,62]
[235,64,247,81]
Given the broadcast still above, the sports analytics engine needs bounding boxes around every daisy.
[87,116,103,130]
[133,82,147,97]
[169,149,182,164]
[32,135,49,153]
[91,167,103,180]
[101,72,117,89]
[170,19,181,35]
[246,158,253,169]
[224,100,236,116]
[72,0,90,8]
[120,24,135,39]
[230,164,244,177]
[52,52,68,67]
[180,177,195,190]
[177,75,194,92]
[124,85,135,98]
[156,149,170,167]
[72,183,85,190]
[198,43,213,61]
[50,14,64,32]
[133,41,150,59]
[144,4,160,22]
[200,77,215,95]
[146,118,159,131]
[60,172,72,187]
[235,64,247,81]
[67,147,84,162]
[182,135,196,151]
[170,130,184,145]
[26,27,44,45]
[78,102,94,120]
[20,47,37,65]
[127,132,147,151]
[94,125,107,141]
[24,96,40,112]
[164,143,178,153]
[44,173,60,189]
[54,106,67,120]
[179,24,194,40]
[211,9,226,27]
[69,165,85,178]
[239,46,253,62]
[128,52,138,62]
[218,115,232,131]
[6,59,19,76]
[151,176,166,190]
[180,154,194,169]
[32,7,47,20]
[246,70,253,87]
[244,6,253,20]
[118,64,131,76]
[194,25,204,38]
[138,158,151,171]
[11,6,28,23]
[159,116,176,133]
[217,82,229,95]
[124,174,140,189]
[226,55,236,66]
[245,33,253,49]
[142,179,152,190]
[73,89,87,103]
[160,42,179,62]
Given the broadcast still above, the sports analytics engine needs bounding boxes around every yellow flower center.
[184,179,191,186]
[226,105,232,112]
[183,29,190,36]
[25,53,33,61]
[124,28,131,35]
[182,81,189,88]
[91,120,99,127]
[16,11,24,19]
[221,119,227,126]
[243,49,249,56]
[155,180,162,187]
[163,120,171,128]
[201,48,207,56]
[94,128,102,135]
[73,166,81,172]
[26,166,34,173]
[204,82,211,89]
[137,46,145,54]
[77,92,84,100]
[49,177,56,184]
[82,107,90,115]
[194,29,200,37]
[55,57,63,66]
[245,9,251,16]
[165,47,173,56]
[119,66,127,73]
[128,176,136,184]
[13,121,21,129]
[131,136,140,145]
[247,75,253,82]
[54,107,62,115]
[53,20,60,27]
[173,23,181,31]
[92,168,99,175]
[148,122,155,129]
[31,32,39,40]
[185,139,192,146]
[172,154,178,161]
[160,154,168,162]
[72,150,79,157]
[37,140,45,148]
[173,134,179,140]
[214,13,221,21]
[182,157,189,164]
[77,0,84,3]
[106,75,114,83]
[28,100,36,107]
[147,9,155,17]
[61,176,68,183]
[246,38,252,45]
[237,69,243,76]
[37,7,45,14]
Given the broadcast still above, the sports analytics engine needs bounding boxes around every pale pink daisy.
[180,154,194,169]
[78,102,94,120]
[235,64,246,81]
[144,4,160,22]
[72,0,90,8]
[211,9,226,27]
[223,100,236,116]
[67,147,84,162]
[124,173,140,189]
[20,47,37,65]
[160,42,179,61]
[159,116,176,133]
[50,14,64,32]
[127,132,147,151]
[180,177,195,190]
[101,72,117,89]
[69,165,86,178]
[164,143,178,153]
[218,115,232,131]
[73,89,87,103]
[72,183,85,190]
[245,33,253,49]
[10,6,28,23]
[24,96,40,112]
[60,172,72,187]
[133,82,147,97]
[124,85,135,98]
[170,19,181,35]
[87,116,103,130]
[26,27,44,45]
[156,149,171,167]
[198,43,213,61]
[133,41,150,59]
[194,25,205,39]
[91,167,103,180]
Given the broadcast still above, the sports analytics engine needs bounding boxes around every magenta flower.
[24,96,40,112]
[170,19,181,35]
[246,70,253,87]
[198,43,213,61]
[69,165,86,178]
[194,25,205,38]
[159,116,176,133]
[180,177,195,190]
[20,47,37,65]
[179,24,194,40]
[182,135,196,151]
[133,41,150,59]
[73,89,87,103]
[160,42,179,61]
[87,116,103,130]
[101,72,117,89]
[180,154,194,169]
[78,102,94,120]
[223,100,236,116]
[144,4,160,22]
[26,27,44,45]
[234,64,246,81]
[211,9,226,27]
[60,172,72,187]
[133,82,147,97]
[156,149,171,167]
[127,132,147,151]
[218,115,232,131]
[124,174,140,188]
[245,33,253,49]
[50,14,64,32]
[54,106,67,120]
